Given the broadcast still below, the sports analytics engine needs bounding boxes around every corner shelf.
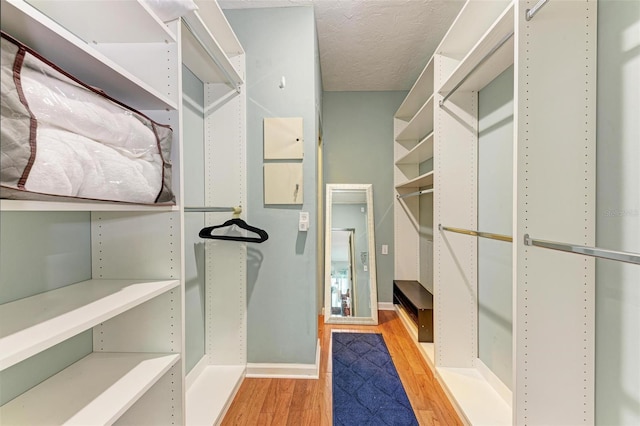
[395,132,434,165]
[0,279,180,370]
[1,0,178,110]
[0,352,180,425]
[396,171,434,190]
[395,94,434,142]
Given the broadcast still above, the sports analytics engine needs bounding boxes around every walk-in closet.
[1,0,638,425]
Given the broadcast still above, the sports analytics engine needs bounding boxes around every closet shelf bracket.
[439,224,513,243]
[524,234,640,265]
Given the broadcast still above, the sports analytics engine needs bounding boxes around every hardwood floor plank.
[221,310,461,425]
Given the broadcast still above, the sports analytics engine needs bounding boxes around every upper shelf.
[1,0,178,110]
[0,279,180,370]
[436,0,513,61]
[395,58,434,121]
[439,3,514,96]
[25,0,176,43]
[181,8,243,86]
[396,132,434,166]
[396,95,434,142]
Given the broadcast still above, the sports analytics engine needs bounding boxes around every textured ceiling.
[218,0,465,91]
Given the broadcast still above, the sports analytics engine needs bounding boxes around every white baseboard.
[378,302,395,310]
[246,339,320,379]
[186,355,209,390]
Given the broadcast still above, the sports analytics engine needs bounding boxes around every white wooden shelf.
[186,365,245,426]
[0,199,179,212]
[25,0,176,43]
[396,132,434,166]
[182,8,243,86]
[193,0,244,57]
[436,0,512,60]
[1,0,178,110]
[396,171,434,190]
[0,352,180,425]
[439,3,514,96]
[395,58,434,121]
[436,367,512,426]
[395,94,434,142]
[0,279,180,370]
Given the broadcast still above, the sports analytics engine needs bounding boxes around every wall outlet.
[299,211,309,231]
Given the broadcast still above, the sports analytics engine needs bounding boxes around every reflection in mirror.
[324,184,378,325]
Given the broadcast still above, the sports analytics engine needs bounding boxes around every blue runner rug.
[332,332,418,425]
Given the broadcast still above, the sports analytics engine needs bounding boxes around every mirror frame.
[324,183,378,325]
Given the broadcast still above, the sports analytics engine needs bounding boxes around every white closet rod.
[397,189,434,199]
[181,18,240,93]
[439,31,514,107]
[439,224,513,243]
[524,234,640,265]
[526,0,550,21]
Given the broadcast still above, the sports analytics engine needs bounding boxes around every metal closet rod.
[397,189,434,199]
[439,30,514,107]
[181,17,241,93]
[526,0,550,21]
[439,224,513,243]
[524,235,640,265]
[184,206,242,213]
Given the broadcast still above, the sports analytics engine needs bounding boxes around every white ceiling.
[218,0,465,91]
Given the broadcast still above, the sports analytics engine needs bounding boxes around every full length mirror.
[324,184,378,325]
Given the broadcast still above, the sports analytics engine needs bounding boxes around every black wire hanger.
[199,217,269,243]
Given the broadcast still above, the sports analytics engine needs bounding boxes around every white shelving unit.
[392,0,597,424]
[395,171,434,190]
[0,0,247,424]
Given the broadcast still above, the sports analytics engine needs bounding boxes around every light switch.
[381,244,389,255]
[299,211,309,231]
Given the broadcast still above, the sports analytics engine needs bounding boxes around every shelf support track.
[526,0,550,21]
[439,31,514,107]
[397,189,434,199]
[439,224,513,243]
[524,235,640,265]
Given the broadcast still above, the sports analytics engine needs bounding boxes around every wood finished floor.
[220,310,462,425]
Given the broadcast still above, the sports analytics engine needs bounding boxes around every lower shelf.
[186,364,245,426]
[0,352,180,425]
[395,305,512,425]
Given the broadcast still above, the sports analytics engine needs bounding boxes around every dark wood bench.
[393,280,434,342]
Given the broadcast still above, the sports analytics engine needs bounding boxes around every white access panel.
[264,162,304,205]
[513,0,596,423]
[263,117,304,159]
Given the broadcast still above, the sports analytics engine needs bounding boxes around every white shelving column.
[0,0,186,424]
[180,1,247,424]
[513,0,596,423]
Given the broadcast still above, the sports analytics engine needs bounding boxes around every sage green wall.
[0,212,92,404]
[182,65,206,374]
[225,7,320,364]
[322,91,406,304]
[596,1,639,424]
[477,66,514,390]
